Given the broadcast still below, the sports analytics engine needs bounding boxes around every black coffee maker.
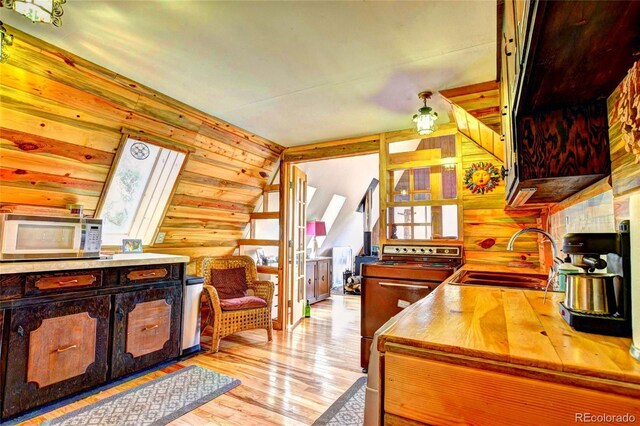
[558,220,631,337]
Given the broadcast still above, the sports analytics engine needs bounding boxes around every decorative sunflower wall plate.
[464,162,501,194]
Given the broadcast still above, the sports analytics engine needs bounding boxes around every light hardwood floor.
[21,295,364,425]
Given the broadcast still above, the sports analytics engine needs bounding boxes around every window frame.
[380,129,463,243]
[95,132,190,247]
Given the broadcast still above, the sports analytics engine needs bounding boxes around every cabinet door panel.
[126,299,172,358]
[27,312,97,388]
[316,260,330,300]
[305,261,316,303]
[3,296,110,418]
[111,285,181,379]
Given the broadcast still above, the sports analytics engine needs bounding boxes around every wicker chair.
[196,255,274,353]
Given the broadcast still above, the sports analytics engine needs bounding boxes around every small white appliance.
[0,214,102,261]
[182,275,204,355]
[363,313,402,426]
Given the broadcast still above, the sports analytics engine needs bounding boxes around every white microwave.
[0,214,102,261]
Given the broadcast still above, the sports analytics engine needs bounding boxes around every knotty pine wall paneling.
[461,137,542,269]
[0,26,284,261]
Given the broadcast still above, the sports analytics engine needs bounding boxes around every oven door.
[1,217,83,259]
[362,277,438,339]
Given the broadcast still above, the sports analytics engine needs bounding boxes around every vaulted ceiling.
[1,1,497,146]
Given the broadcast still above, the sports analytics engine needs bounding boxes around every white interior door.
[289,165,307,327]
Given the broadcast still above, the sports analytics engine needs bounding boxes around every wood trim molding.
[120,127,194,154]
[282,136,379,163]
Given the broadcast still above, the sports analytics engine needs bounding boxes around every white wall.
[297,154,379,257]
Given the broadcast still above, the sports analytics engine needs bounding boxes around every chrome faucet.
[507,227,559,260]
[507,227,563,298]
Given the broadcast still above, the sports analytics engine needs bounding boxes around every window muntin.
[387,205,458,240]
[385,134,460,241]
[98,137,185,246]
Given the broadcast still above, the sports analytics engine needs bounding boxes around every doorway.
[278,138,380,332]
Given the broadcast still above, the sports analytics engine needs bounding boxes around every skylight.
[306,185,317,205]
[309,193,346,249]
[97,137,185,246]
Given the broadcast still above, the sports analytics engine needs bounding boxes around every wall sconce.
[1,0,66,27]
[413,91,438,135]
[0,21,13,63]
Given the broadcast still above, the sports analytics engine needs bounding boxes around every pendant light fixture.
[413,91,438,135]
[1,0,66,27]
[0,21,13,63]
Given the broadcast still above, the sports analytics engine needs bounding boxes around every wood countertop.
[0,253,190,275]
[378,263,640,389]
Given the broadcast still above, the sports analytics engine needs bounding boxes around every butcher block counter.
[378,264,640,426]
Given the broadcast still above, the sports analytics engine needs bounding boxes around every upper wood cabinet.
[499,0,639,206]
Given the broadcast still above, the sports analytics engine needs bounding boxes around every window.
[97,137,186,246]
[385,134,460,241]
[307,193,346,249]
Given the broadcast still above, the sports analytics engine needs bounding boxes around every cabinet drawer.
[384,352,640,425]
[3,296,110,418]
[118,264,181,286]
[111,285,182,379]
[25,269,102,295]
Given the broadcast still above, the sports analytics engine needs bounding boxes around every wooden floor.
[21,295,364,425]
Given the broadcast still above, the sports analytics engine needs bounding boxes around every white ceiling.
[1,1,497,147]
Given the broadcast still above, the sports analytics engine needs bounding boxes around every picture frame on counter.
[122,239,143,254]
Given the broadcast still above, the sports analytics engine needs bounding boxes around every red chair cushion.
[219,296,268,311]
[210,267,248,299]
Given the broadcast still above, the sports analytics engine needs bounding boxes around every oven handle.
[379,281,432,290]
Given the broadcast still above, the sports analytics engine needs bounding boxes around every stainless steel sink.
[450,270,556,291]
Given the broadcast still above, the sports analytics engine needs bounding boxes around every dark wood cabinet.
[499,0,640,206]
[3,296,111,418]
[0,260,186,420]
[111,285,182,379]
[306,258,331,304]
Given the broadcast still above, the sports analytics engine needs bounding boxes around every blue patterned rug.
[43,366,240,426]
[313,377,367,426]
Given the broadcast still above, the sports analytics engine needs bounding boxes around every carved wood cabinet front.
[3,296,111,418]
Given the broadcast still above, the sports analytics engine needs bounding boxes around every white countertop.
[0,253,190,275]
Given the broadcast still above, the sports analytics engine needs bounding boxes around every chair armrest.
[248,280,274,306]
[202,284,222,317]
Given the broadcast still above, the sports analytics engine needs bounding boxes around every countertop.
[378,263,640,388]
[0,253,190,275]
